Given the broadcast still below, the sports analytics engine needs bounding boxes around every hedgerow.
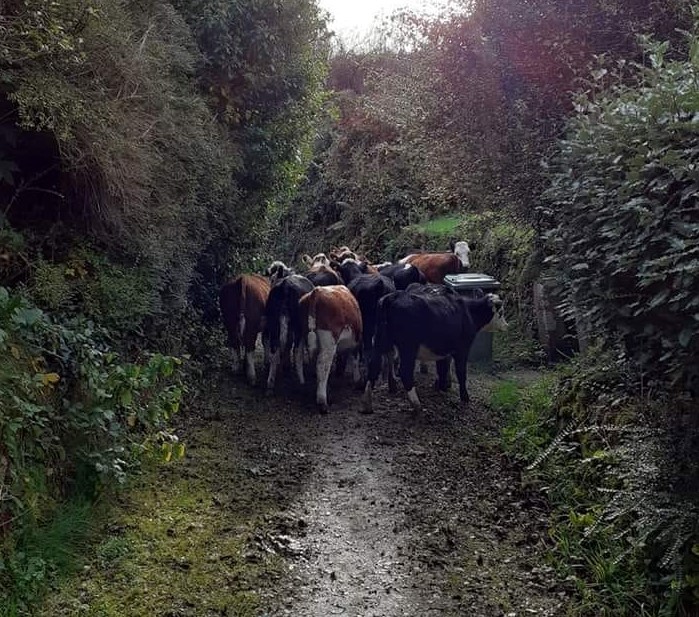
[544,30,699,394]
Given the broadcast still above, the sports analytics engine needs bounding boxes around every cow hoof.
[388,383,398,394]
[359,405,374,415]
[419,364,428,374]
[319,405,329,415]
[265,388,274,397]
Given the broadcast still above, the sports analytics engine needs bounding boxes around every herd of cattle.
[219,242,507,414]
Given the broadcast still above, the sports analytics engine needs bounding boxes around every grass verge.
[490,362,699,616]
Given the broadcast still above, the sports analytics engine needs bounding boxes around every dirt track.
[41,367,569,617]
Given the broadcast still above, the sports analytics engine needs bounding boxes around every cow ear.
[302,254,312,266]
[330,260,341,271]
[360,261,368,273]
[473,287,484,299]
[448,239,456,252]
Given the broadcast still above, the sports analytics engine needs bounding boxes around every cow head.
[330,246,359,262]
[482,294,508,332]
[450,240,471,269]
[266,260,293,283]
[303,253,331,268]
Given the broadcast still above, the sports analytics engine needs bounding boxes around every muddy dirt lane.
[40,369,568,617]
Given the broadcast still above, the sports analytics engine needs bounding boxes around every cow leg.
[434,358,451,391]
[387,348,398,393]
[453,353,470,404]
[335,354,348,377]
[295,343,306,385]
[349,350,362,384]
[398,349,421,411]
[266,349,280,391]
[315,331,337,413]
[244,346,256,384]
[419,361,429,375]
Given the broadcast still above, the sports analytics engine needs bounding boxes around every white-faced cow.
[264,274,315,391]
[398,240,471,283]
[219,274,271,384]
[302,253,331,268]
[362,291,506,413]
[296,286,363,412]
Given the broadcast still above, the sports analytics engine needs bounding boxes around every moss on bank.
[38,408,303,617]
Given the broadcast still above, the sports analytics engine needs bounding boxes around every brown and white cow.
[398,240,471,283]
[219,274,271,384]
[296,286,362,412]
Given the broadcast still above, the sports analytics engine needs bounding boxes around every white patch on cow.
[279,315,289,349]
[453,241,471,268]
[417,345,449,362]
[311,253,330,267]
[341,257,360,265]
[245,351,256,384]
[407,387,422,410]
[403,263,412,270]
[398,254,415,264]
[375,261,392,270]
[315,330,337,411]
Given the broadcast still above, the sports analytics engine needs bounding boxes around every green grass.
[0,497,97,617]
[412,215,462,236]
[37,422,289,617]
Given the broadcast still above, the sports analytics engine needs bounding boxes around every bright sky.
[317,0,445,43]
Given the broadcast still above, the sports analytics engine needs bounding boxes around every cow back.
[300,285,362,340]
[219,274,270,347]
[305,265,343,287]
[404,253,461,284]
[265,275,314,352]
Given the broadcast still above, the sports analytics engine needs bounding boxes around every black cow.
[264,274,315,391]
[304,265,343,287]
[377,262,427,290]
[362,292,507,413]
[347,273,396,377]
[334,259,370,285]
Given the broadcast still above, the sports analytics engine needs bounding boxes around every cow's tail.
[219,277,244,349]
[237,278,247,344]
[368,294,393,383]
[306,292,318,357]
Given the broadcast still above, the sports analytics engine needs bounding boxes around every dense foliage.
[545,33,699,393]
[0,0,329,610]
[0,287,183,612]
